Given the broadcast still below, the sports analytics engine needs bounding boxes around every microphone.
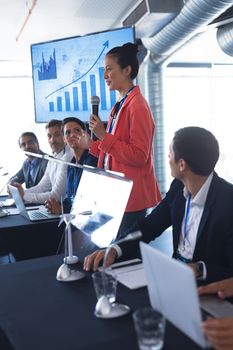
[112,231,142,245]
[91,95,100,116]
[90,96,100,139]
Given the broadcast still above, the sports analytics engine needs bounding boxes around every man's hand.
[203,317,233,350]
[83,247,117,271]
[198,278,233,299]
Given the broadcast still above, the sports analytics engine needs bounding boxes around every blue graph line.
[45,41,109,99]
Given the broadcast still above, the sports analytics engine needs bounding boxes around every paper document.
[107,259,147,290]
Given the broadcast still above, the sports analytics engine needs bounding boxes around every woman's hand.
[89,114,106,141]
[45,198,61,214]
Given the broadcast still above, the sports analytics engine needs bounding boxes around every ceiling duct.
[122,0,184,38]
[217,21,233,56]
[209,5,233,27]
[141,0,233,64]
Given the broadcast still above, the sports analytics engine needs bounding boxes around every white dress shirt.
[23,145,73,203]
[177,172,213,261]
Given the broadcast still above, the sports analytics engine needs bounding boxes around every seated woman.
[45,117,97,213]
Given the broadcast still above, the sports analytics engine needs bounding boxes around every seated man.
[9,132,48,188]
[13,119,73,203]
[199,278,233,350]
[84,126,233,283]
[45,117,98,214]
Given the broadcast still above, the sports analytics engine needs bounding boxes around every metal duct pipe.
[142,0,233,64]
[217,21,233,56]
[143,53,167,196]
[141,0,233,194]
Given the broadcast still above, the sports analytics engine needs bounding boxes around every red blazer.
[90,86,161,212]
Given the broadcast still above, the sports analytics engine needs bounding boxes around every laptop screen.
[140,242,208,348]
[70,168,133,248]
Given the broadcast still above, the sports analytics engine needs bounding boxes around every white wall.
[0,61,51,192]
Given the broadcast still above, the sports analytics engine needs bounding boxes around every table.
[0,196,63,261]
[0,254,202,350]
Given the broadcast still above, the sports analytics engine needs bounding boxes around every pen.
[111,260,142,270]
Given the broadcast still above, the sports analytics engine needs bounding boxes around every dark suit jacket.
[121,172,233,283]
[10,151,48,188]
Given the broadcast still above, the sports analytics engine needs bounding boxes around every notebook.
[140,242,233,348]
[8,185,60,222]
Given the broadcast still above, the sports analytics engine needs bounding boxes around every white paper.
[107,259,147,289]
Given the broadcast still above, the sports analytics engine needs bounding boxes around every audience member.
[199,278,233,350]
[84,127,233,284]
[45,117,97,214]
[12,119,73,203]
[88,42,161,238]
[9,132,47,188]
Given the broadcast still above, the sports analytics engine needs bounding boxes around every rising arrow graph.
[45,40,109,99]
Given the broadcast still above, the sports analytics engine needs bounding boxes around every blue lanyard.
[108,86,135,134]
[183,194,191,246]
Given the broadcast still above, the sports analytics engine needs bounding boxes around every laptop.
[140,242,233,348]
[8,185,60,222]
[70,168,133,248]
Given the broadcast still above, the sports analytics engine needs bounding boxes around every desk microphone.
[90,96,100,139]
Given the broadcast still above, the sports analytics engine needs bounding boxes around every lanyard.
[183,194,191,246]
[108,86,135,134]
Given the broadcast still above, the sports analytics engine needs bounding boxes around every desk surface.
[0,255,202,350]
[0,195,58,229]
[0,196,62,260]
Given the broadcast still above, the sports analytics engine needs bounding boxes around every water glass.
[133,307,166,350]
[92,271,117,303]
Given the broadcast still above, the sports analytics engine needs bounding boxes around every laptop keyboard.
[30,211,48,219]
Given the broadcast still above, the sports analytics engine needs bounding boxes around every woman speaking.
[88,42,161,238]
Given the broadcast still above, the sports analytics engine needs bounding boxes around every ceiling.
[0,0,138,62]
[0,0,233,70]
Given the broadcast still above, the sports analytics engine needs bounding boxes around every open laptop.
[8,185,60,222]
[140,242,233,348]
[70,168,133,248]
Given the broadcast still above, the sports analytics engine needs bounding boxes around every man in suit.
[84,126,233,283]
[9,132,48,188]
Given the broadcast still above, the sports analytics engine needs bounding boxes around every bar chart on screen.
[31,27,135,122]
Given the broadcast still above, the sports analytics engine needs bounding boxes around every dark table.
[0,196,63,261]
[0,254,202,350]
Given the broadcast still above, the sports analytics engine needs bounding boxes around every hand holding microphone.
[89,96,106,141]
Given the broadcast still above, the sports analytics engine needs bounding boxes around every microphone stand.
[103,230,142,268]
